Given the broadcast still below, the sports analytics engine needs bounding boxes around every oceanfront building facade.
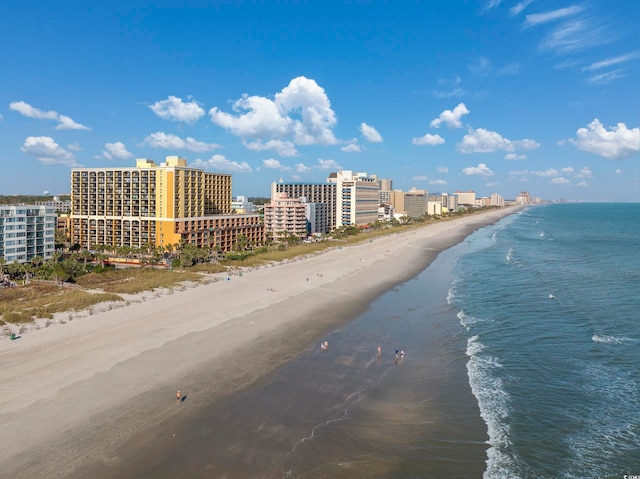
[70,156,264,251]
[329,170,380,227]
[272,181,337,230]
[0,205,56,264]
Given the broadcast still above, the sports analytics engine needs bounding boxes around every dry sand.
[0,207,520,478]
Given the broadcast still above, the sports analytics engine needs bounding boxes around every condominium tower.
[70,156,264,251]
[0,205,56,264]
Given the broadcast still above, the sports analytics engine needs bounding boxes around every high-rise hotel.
[70,156,264,251]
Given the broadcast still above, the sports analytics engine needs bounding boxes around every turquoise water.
[450,203,640,478]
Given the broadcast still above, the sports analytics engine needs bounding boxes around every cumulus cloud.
[209,76,338,153]
[192,154,252,173]
[21,136,77,166]
[462,163,494,177]
[262,158,291,171]
[103,142,133,160]
[317,158,341,170]
[576,166,592,177]
[149,95,205,123]
[412,176,429,181]
[10,101,90,130]
[412,133,445,146]
[458,127,540,153]
[551,177,571,185]
[430,103,470,128]
[360,123,383,142]
[341,143,362,152]
[244,139,298,157]
[504,153,527,160]
[568,119,640,159]
[141,132,220,153]
[430,179,448,185]
[296,163,312,173]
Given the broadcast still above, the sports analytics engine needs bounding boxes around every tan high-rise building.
[70,156,264,251]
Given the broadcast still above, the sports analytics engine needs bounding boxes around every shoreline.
[0,207,522,478]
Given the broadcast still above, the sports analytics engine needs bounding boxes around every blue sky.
[1,0,638,201]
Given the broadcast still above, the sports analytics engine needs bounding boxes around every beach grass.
[74,268,205,294]
[0,283,123,323]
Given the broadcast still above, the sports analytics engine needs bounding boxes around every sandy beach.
[0,207,519,479]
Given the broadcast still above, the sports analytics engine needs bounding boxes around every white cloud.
[560,166,574,174]
[576,167,592,177]
[524,5,583,27]
[582,52,640,71]
[568,119,640,159]
[462,163,494,177]
[504,153,527,160]
[587,70,625,85]
[192,154,252,173]
[412,134,445,146]
[437,167,448,174]
[67,142,82,151]
[532,168,560,177]
[540,19,608,54]
[10,101,90,130]
[430,179,448,185]
[103,142,133,160]
[615,168,622,174]
[341,143,362,152]
[149,95,205,123]
[458,128,540,153]
[10,101,58,119]
[295,163,312,173]
[576,181,588,187]
[262,158,291,171]
[21,136,77,166]
[551,177,571,184]
[430,103,470,128]
[412,176,429,181]
[317,158,341,170]
[209,76,338,151]
[433,76,465,98]
[142,132,220,152]
[468,57,492,78]
[360,123,383,142]
[55,114,90,131]
[244,139,298,157]
[510,0,534,16]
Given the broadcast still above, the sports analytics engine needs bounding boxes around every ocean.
[98,204,639,479]
[452,203,640,478]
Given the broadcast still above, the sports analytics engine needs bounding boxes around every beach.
[0,207,518,479]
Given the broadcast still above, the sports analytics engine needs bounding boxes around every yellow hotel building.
[70,156,264,251]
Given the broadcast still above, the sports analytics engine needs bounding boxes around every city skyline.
[1,1,639,202]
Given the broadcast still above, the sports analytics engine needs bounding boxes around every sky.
[1,0,639,202]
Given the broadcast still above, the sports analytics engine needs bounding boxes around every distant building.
[231,195,256,214]
[329,171,380,227]
[263,192,309,242]
[454,190,476,206]
[70,156,264,252]
[516,191,531,204]
[35,196,71,212]
[0,205,56,264]
[490,193,505,207]
[390,188,427,219]
[272,181,337,230]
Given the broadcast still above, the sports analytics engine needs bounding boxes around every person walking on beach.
[176,390,181,404]
[377,346,381,359]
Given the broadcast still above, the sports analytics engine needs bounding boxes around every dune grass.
[0,283,123,323]
[75,268,205,294]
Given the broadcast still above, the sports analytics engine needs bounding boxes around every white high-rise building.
[328,170,380,227]
[0,205,57,264]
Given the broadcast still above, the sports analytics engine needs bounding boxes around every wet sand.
[0,207,519,479]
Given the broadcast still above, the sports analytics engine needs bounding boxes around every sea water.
[450,203,640,478]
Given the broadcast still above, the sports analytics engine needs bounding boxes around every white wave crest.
[591,334,634,345]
